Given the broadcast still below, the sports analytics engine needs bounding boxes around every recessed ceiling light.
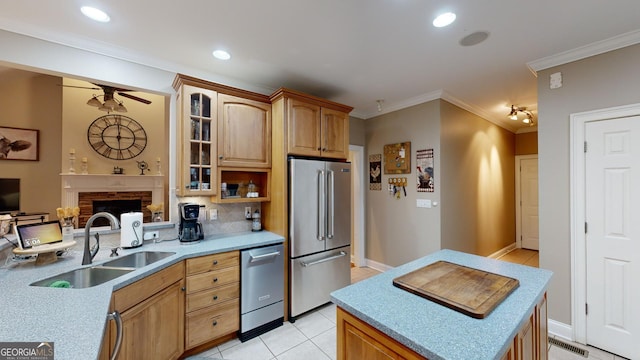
[80,6,110,23]
[212,50,231,60]
[433,12,456,28]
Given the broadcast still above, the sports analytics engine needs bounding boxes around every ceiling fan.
[63,83,152,113]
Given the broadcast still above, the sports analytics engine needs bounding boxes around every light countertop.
[0,231,284,360]
[330,249,553,360]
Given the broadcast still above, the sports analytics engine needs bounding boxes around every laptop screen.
[16,221,63,249]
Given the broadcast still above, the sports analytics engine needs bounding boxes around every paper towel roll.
[120,212,143,248]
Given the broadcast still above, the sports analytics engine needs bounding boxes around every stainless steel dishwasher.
[239,243,284,341]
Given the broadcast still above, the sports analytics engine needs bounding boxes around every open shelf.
[211,167,271,204]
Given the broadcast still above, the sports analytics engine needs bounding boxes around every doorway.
[515,155,539,250]
[349,145,365,267]
[570,104,640,360]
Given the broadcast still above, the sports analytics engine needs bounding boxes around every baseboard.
[488,243,517,259]
[548,319,573,341]
[364,258,394,272]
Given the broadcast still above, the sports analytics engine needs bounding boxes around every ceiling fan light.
[103,98,118,109]
[87,96,102,107]
[116,102,128,113]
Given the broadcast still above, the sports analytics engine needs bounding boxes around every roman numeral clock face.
[87,115,147,160]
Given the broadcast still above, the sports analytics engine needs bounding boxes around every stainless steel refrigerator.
[289,157,351,320]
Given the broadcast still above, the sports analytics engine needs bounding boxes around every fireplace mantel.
[60,174,164,211]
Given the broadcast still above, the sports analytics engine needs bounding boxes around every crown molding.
[527,29,640,74]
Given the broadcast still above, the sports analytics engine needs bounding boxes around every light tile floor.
[187,252,627,359]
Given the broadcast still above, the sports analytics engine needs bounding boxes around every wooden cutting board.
[392,261,519,318]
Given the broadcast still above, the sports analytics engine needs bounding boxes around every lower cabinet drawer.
[186,299,239,349]
[186,283,239,313]
[186,266,239,294]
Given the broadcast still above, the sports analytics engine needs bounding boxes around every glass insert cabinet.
[177,85,217,196]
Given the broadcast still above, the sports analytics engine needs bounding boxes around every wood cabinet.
[106,262,185,360]
[271,88,352,160]
[336,292,549,360]
[337,306,424,360]
[175,83,217,196]
[185,251,240,349]
[217,93,271,168]
[173,74,272,202]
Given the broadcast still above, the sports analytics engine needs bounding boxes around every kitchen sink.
[99,251,175,269]
[30,266,134,289]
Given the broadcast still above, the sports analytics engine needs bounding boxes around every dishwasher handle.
[249,251,281,262]
[301,251,347,267]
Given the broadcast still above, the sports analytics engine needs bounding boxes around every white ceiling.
[1,0,640,132]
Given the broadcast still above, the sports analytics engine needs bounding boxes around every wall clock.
[87,114,147,160]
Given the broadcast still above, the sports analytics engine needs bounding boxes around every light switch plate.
[416,199,432,208]
[209,208,218,220]
[550,72,562,89]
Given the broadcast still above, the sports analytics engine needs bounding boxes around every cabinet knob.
[181,287,186,292]
[213,295,218,301]
[213,260,218,265]
[322,148,327,151]
[218,155,223,159]
[317,147,321,151]
[212,320,218,326]
[213,277,218,283]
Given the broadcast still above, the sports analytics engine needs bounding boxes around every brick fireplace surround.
[61,174,164,228]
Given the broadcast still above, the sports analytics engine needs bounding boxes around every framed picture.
[369,154,382,190]
[383,142,411,174]
[417,149,434,192]
[0,126,39,161]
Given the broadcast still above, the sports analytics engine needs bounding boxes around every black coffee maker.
[178,203,204,243]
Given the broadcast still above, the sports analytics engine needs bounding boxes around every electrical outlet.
[245,207,252,219]
[209,208,218,220]
[143,231,159,240]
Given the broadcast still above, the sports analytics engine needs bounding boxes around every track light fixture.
[508,105,535,126]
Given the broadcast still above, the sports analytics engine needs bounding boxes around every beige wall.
[365,100,441,266]
[515,132,538,155]
[61,78,167,175]
[349,116,366,146]
[363,99,515,266]
[538,43,640,325]
[440,101,515,256]
[0,70,61,217]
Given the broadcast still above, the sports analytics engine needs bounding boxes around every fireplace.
[61,174,164,227]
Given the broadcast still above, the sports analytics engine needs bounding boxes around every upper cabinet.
[271,88,352,160]
[217,93,271,168]
[174,84,217,196]
[173,74,272,201]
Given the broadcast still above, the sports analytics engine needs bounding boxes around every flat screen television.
[0,178,20,214]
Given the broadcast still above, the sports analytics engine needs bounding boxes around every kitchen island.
[0,230,284,360]
[331,249,552,360]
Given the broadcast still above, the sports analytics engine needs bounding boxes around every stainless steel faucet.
[82,212,121,265]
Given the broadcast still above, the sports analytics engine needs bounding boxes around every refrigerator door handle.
[300,251,347,267]
[317,170,326,241]
[327,169,335,239]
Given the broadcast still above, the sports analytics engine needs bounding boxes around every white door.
[518,156,539,250]
[585,117,640,359]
